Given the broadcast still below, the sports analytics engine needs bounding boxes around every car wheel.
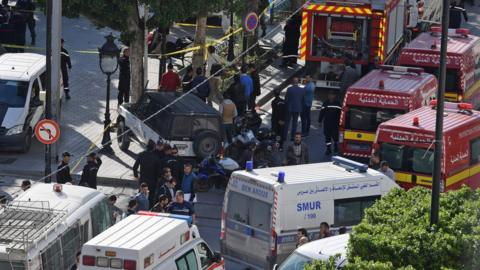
[193,131,221,159]
[21,128,32,153]
[117,120,130,151]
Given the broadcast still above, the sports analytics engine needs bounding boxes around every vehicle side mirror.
[213,252,222,263]
[273,264,278,270]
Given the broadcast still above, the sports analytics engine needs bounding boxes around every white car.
[275,234,349,270]
[0,53,50,152]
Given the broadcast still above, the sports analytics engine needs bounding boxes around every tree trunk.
[127,8,145,103]
[192,9,208,72]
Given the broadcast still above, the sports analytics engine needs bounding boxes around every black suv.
[117,92,223,159]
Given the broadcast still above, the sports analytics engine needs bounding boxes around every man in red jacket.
[159,63,181,92]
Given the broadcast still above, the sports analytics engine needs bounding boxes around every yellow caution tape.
[176,23,223,29]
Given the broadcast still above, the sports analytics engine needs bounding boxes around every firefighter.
[61,38,72,99]
[318,91,342,155]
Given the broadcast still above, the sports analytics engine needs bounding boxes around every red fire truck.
[299,0,419,88]
[340,65,437,159]
[374,102,480,191]
[398,27,480,108]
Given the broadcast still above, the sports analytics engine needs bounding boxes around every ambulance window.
[91,199,112,237]
[334,196,379,226]
[380,143,405,170]
[79,221,89,244]
[175,250,198,270]
[412,148,434,174]
[471,138,480,165]
[249,199,271,231]
[61,224,81,270]
[41,239,62,270]
[196,242,214,269]
[227,192,249,224]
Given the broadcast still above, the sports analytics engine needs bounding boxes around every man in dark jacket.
[338,58,358,103]
[191,67,211,102]
[286,132,309,165]
[248,63,261,110]
[271,90,287,148]
[228,74,246,116]
[79,153,102,189]
[157,178,177,204]
[449,0,468,29]
[284,77,305,141]
[282,15,301,67]
[117,47,130,105]
[133,140,161,206]
[56,152,73,184]
[61,38,72,99]
[17,0,35,45]
[318,91,342,155]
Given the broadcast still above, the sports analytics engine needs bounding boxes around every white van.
[0,53,60,152]
[220,156,398,269]
[275,234,350,270]
[0,183,112,270]
[80,212,225,270]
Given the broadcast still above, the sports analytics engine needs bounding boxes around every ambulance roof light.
[456,28,470,36]
[278,171,285,183]
[412,116,420,126]
[458,103,473,111]
[53,184,62,193]
[136,211,193,226]
[332,156,368,173]
[430,99,437,108]
[431,26,441,33]
[378,80,385,89]
[379,65,423,75]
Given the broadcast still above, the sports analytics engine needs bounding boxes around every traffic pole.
[52,0,62,165]
[45,0,53,183]
[430,0,450,227]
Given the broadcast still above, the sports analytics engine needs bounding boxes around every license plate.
[175,144,188,150]
[347,143,370,151]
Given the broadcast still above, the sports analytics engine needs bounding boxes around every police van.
[220,156,399,269]
[80,212,225,270]
[0,183,112,270]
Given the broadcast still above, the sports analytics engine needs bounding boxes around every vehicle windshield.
[278,252,312,270]
[347,106,404,132]
[423,67,459,93]
[0,80,29,107]
[380,143,434,174]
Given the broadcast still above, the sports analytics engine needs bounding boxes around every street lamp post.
[98,33,120,154]
[227,0,235,61]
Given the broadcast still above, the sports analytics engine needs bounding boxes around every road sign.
[244,12,259,32]
[35,119,61,145]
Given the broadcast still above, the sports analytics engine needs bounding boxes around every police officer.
[79,152,102,189]
[318,91,342,155]
[61,38,72,99]
[56,152,73,184]
[17,0,35,45]
[271,89,286,149]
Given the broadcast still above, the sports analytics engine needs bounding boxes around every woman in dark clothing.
[227,74,246,116]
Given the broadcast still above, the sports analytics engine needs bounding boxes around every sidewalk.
[0,14,302,185]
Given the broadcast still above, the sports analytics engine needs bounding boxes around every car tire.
[193,131,221,159]
[117,120,130,151]
[21,128,32,153]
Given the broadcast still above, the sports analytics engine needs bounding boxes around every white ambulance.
[80,212,225,270]
[220,156,399,269]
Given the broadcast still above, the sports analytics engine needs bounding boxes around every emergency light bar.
[137,211,193,226]
[431,27,470,37]
[430,100,473,111]
[332,156,368,173]
[379,65,424,75]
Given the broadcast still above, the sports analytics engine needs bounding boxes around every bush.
[349,187,480,270]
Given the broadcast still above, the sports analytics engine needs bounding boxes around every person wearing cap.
[61,38,72,100]
[56,152,73,184]
[159,63,181,92]
[318,91,342,155]
[79,152,102,189]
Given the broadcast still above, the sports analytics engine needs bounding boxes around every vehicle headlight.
[339,132,344,143]
[6,125,23,136]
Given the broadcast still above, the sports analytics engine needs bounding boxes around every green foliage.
[304,256,415,270]
[349,186,480,270]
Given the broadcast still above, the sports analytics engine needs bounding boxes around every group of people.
[296,222,347,248]
[128,139,197,221]
[56,151,102,188]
